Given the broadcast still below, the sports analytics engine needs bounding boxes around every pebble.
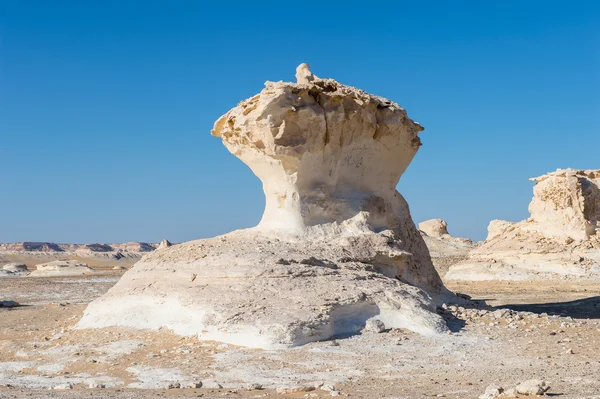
[52,383,73,390]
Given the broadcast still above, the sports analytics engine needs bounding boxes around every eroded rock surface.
[447,169,600,281]
[77,64,456,349]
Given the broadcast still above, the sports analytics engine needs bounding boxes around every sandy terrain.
[1,273,600,399]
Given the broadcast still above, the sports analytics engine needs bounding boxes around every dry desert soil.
[1,269,600,399]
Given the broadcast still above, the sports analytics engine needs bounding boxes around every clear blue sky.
[1,1,598,243]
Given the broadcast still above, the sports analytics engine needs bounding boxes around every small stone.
[247,383,263,390]
[166,382,181,389]
[276,385,316,394]
[185,381,203,388]
[88,382,105,389]
[479,384,503,399]
[202,380,222,389]
[52,383,73,390]
[364,319,386,333]
[515,379,550,395]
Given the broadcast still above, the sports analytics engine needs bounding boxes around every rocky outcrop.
[0,262,30,277]
[77,64,457,349]
[28,260,96,277]
[156,239,172,250]
[446,169,600,281]
[418,219,474,276]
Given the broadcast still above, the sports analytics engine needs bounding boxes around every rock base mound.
[78,228,449,349]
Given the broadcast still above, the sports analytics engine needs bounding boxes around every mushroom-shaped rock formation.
[447,169,600,281]
[77,65,456,349]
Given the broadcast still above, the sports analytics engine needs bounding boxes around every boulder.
[76,64,456,349]
[515,379,550,395]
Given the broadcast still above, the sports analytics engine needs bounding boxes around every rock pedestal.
[77,65,455,348]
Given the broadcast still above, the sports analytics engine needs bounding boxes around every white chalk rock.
[157,239,173,250]
[419,219,449,238]
[28,260,95,277]
[447,169,600,281]
[77,64,454,349]
[515,379,550,395]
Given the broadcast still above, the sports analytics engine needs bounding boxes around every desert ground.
[2,266,600,399]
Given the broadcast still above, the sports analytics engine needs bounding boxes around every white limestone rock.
[515,379,550,395]
[157,239,173,250]
[447,169,600,281]
[419,219,474,276]
[77,64,456,349]
[28,260,96,277]
[419,219,449,238]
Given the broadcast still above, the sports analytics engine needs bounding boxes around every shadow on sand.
[499,296,600,319]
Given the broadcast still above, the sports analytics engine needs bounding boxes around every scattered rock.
[515,379,550,395]
[52,383,73,390]
[479,384,503,399]
[364,319,386,333]
[276,385,316,394]
[88,382,106,389]
[202,380,222,389]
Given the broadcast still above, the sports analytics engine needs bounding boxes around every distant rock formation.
[0,241,159,270]
[28,260,96,277]
[156,239,172,250]
[446,169,600,281]
[419,219,449,238]
[78,64,458,349]
[418,219,474,276]
[0,242,157,253]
